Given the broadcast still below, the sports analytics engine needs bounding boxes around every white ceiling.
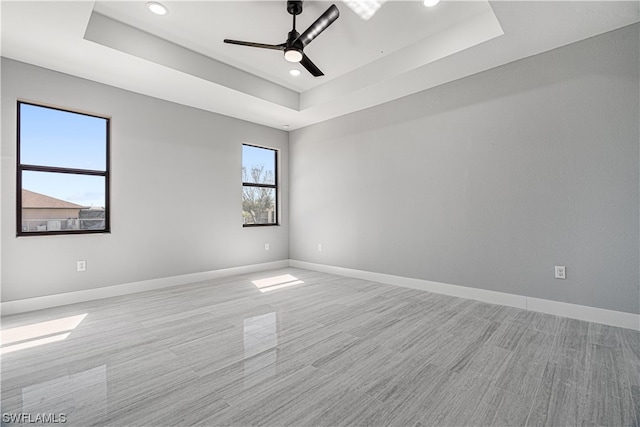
[1,1,638,130]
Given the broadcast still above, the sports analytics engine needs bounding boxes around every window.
[17,101,110,236]
[242,144,278,226]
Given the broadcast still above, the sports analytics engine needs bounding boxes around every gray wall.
[3,24,638,315]
[1,59,289,302]
[289,24,640,314]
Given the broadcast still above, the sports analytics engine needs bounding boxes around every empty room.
[1,0,639,426]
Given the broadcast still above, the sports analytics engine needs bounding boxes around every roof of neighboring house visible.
[22,189,87,209]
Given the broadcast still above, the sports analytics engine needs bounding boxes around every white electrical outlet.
[317,243,323,252]
[264,243,270,251]
[554,266,566,279]
[77,260,87,272]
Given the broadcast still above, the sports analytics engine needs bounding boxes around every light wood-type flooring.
[1,268,638,426]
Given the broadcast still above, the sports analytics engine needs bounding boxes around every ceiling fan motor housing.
[287,1,303,16]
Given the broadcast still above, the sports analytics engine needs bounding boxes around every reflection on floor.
[1,268,638,426]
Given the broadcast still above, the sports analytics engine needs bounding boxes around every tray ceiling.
[1,1,638,130]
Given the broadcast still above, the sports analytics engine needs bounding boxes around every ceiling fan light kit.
[284,48,303,63]
[224,0,340,77]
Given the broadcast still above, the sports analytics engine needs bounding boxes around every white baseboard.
[1,260,289,316]
[289,260,640,331]
[4,259,638,331]
[525,297,639,331]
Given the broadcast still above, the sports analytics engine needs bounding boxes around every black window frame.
[16,100,111,237]
[242,143,279,227]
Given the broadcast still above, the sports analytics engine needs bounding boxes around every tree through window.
[242,144,277,226]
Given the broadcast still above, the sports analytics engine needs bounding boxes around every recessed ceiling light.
[283,125,290,129]
[423,0,441,7]
[289,69,301,77]
[344,0,387,20]
[147,2,168,15]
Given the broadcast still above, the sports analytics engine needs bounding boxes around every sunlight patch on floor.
[252,274,304,293]
[0,313,87,354]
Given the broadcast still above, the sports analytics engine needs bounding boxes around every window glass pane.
[19,103,107,171]
[243,187,276,225]
[21,171,106,232]
[242,145,275,185]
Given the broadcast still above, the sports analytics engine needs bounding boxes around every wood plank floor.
[1,268,638,426]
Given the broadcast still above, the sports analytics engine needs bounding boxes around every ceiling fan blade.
[300,54,324,77]
[296,4,339,48]
[223,39,286,51]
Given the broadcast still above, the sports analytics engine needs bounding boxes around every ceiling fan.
[223,1,339,77]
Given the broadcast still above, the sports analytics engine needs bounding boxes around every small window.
[242,144,278,226]
[17,101,110,236]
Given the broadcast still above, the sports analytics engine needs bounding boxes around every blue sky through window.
[242,144,275,184]
[19,103,108,207]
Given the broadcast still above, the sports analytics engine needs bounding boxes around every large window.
[17,101,110,236]
[242,144,278,226]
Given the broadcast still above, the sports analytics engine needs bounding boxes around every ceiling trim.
[300,2,503,109]
[84,11,300,111]
[83,2,503,119]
